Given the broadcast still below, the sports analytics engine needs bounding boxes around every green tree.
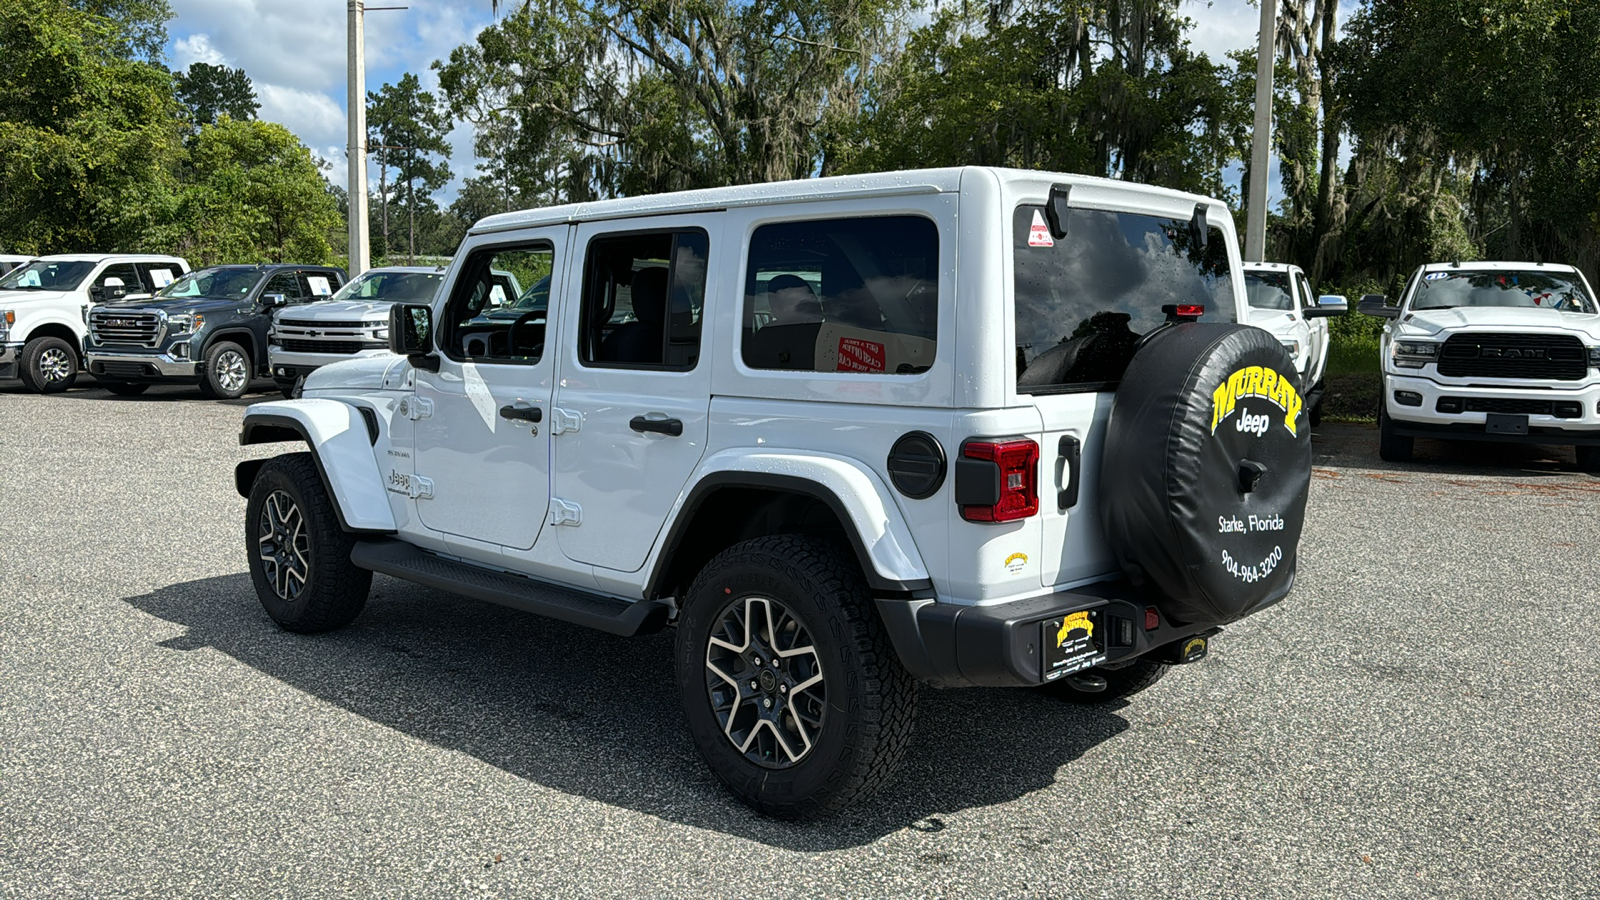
[367,73,452,262]
[174,62,259,127]
[0,0,183,253]
[175,119,340,265]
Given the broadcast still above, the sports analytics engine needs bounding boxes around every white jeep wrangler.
[236,168,1312,818]
[0,253,190,392]
[1361,261,1600,469]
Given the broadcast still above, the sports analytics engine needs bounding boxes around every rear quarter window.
[1014,205,1236,393]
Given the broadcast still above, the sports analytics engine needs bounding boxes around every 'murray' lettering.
[1210,365,1304,436]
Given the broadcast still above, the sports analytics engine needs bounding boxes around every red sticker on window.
[837,337,887,372]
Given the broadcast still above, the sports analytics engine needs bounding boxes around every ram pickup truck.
[0,254,190,392]
[85,264,345,398]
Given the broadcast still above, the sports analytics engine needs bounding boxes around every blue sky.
[163,0,1348,206]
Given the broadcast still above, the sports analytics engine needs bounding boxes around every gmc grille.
[279,338,373,355]
[90,310,161,348]
[1437,333,1588,380]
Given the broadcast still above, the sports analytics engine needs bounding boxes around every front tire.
[101,381,150,396]
[245,453,371,633]
[19,336,78,393]
[1576,445,1600,474]
[1040,659,1168,705]
[1377,404,1414,462]
[676,535,917,820]
[200,340,251,399]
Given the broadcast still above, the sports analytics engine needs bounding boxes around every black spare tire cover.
[1098,323,1311,625]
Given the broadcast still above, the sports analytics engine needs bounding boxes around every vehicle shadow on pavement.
[1311,421,1586,478]
[124,573,1131,850]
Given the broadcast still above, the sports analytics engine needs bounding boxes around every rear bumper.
[86,348,200,381]
[877,581,1221,688]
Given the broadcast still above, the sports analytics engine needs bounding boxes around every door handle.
[630,415,683,437]
[1058,435,1081,510]
[499,404,542,423]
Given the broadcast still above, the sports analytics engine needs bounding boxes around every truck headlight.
[166,313,202,334]
[0,309,11,340]
[1392,340,1438,369]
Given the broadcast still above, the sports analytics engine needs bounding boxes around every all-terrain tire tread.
[248,452,370,633]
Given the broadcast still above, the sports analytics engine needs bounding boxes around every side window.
[579,230,709,369]
[264,271,308,302]
[441,243,554,364]
[303,272,337,298]
[1295,272,1315,311]
[742,216,939,374]
[95,263,140,299]
[135,263,179,292]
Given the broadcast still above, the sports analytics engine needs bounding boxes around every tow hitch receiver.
[1157,629,1220,665]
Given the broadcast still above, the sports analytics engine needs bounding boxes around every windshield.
[330,270,444,304]
[157,267,263,300]
[1245,271,1295,310]
[0,260,96,292]
[1409,270,1596,313]
[509,276,550,311]
[1014,205,1236,392]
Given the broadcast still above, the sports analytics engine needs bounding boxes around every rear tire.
[1576,445,1600,474]
[19,336,78,393]
[199,340,251,399]
[1041,659,1168,705]
[101,381,149,396]
[245,452,371,633]
[676,534,917,820]
[1377,404,1414,462]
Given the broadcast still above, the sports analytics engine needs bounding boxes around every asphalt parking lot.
[3,378,1597,898]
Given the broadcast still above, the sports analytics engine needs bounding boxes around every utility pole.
[1245,0,1276,262]
[345,2,407,278]
[346,1,368,277]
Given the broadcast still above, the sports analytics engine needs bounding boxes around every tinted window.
[579,230,709,369]
[443,244,554,363]
[331,270,443,303]
[1014,205,1235,392]
[264,271,307,302]
[742,216,938,375]
[158,267,262,299]
[1407,270,1595,313]
[0,260,95,291]
[135,263,180,292]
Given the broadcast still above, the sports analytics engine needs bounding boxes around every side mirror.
[1304,294,1349,318]
[390,303,438,370]
[1358,294,1399,319]
[260,292,287,309]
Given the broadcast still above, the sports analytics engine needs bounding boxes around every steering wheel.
[508,309,546,358]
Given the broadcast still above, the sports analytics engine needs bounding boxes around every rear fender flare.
[647,449,932,596]
[236,399,395,533]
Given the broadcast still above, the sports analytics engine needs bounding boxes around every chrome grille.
[278,319,368,329]
[90,310,162,348]
[279,339,373,354]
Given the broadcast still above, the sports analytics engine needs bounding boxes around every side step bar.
[350,540,671,637]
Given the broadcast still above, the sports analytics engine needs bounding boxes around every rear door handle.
[499,404,542,423]
[630,415,683,437]
[1058,435,1081,510]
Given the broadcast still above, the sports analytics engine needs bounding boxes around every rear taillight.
[957,438,1040,523]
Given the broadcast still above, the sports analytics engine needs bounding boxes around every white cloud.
[173,32,227,67]
[256,83,348,155]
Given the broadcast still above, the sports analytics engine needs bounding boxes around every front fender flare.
[237,399,396,533]
[648,449,932,595]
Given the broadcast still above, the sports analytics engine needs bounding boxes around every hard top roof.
[1420,260,1580,274]
[469,166,1226,235]
[1242,262,1301,273]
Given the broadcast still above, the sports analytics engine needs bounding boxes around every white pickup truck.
[1362,261,1600,469]
[1242,262,1347,424]
[0,254,190,392]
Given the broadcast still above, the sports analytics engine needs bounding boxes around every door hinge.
[551,407,583,435]
[397,397,432,420]
[408,474,435,501]
[548,498,583,526]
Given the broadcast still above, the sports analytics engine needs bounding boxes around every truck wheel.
[676,534,917,820]
[19,336,78,393]
[245,452,371,633]
[1576,446,1600,473]
[1377,405,1414,462]
[1041,659,1168,705]
[101,381,149,396]
[200,340,251,399]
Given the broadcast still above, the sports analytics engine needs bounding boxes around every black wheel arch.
[645,472,933,602]
[24,323,84,357]
[204,327,264,372]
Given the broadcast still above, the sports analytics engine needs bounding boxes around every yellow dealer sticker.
[1057,610,1094,647]
[1004,552,1028,574]
[1210,365,1304,436]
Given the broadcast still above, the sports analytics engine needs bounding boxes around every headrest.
[630,267,669,326]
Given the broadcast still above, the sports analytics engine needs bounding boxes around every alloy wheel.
[38,347,71,383]
[704,595,826,768]
[216,350,248,394]
[257,490,309,601]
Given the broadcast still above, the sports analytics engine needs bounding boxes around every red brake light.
[960,438,1039,523]
[1175,304,1205,318]
[1145,607,1160,631]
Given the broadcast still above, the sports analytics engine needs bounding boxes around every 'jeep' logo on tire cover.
[1210,365,1304,436]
